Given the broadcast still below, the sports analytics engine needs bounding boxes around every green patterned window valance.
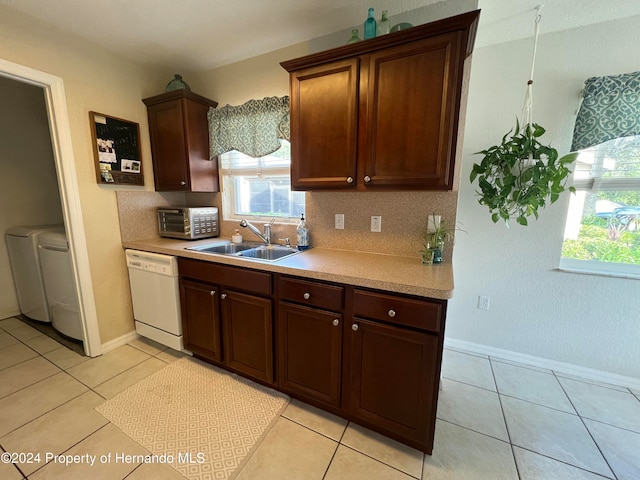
[208,96,289,159]
[571,71,640,151]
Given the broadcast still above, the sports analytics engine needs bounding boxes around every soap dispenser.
[231,229,243,244]
[296,214,310,251]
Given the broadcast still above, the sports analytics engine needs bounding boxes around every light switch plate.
[371,215,382,232]
[335,214,345,230]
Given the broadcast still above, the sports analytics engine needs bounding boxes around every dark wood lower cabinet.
[221,289,274,385]
[348,317,439,452]
[277,302,342,411]
[179,278,221,363]
[178,258,446,454]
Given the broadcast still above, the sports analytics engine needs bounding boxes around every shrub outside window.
[560,135,640,277]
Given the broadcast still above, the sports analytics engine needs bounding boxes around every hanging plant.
[470,6,578,226]
[470,120,578,226]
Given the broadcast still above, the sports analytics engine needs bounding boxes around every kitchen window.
[559,71,640,278]
[560,137,640,277]
[219,140,305,221]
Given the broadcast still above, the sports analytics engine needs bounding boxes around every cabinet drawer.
[178,258,271,296]
[352,289,442,332]
[278,276,344,311]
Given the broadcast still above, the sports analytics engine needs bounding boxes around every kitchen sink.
[188,242,260,255]
[237,245,301,261]
[187,242,302,262]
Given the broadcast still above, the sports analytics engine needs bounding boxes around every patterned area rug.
[96,357,289,480]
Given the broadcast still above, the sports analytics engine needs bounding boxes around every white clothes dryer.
[5,225,63,322]
[38,229,83,340]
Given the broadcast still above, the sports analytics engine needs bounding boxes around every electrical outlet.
[371,215,382,232]
[335,213,345,230]
[478,296,491,310]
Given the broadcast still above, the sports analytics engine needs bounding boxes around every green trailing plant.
[470,120,578,226]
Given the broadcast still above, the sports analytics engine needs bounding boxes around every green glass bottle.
[347,28,361,44]
[364,8,376,40]
[377,10,390,36]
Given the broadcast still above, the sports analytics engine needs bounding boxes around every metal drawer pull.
[303,292,311,300]
[180,181,186,186]
[388,309,396,318]
[333,319,339,327]
[346,176,354,184]
[220,293,227,299]
[352,323,359,331]
[210,290,215,296]
[364,175,371,183]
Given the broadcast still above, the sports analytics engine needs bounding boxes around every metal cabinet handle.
[220,293,227,299]
[352,323,359,331]
[364,175,371,183]
[388,309,396,318]
[332,319,340,327]
[303,292,310,300]
[210,290,216,296]
[346,176,354,184]
[180,181,187,186]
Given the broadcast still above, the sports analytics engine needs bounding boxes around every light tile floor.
[0,316,639,479]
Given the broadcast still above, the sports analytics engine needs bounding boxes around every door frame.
[0,58,101,357]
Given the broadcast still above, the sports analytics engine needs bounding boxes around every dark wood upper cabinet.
[281,10,479,191]
[143,90,219,192]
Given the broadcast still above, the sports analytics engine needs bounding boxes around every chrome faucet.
[239,219,275,245]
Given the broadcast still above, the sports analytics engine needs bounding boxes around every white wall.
[0,77,64,319]
[449,15,640,379]
[0,4,169,343]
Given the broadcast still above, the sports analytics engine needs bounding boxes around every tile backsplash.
[116,190,459,261]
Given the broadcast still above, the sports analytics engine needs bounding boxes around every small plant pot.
[421,250,435,265]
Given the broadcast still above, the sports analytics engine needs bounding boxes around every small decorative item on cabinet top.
[390,22,413,33]
[346,28,361,44]
[363,7,376,39]
[165,74,191,92]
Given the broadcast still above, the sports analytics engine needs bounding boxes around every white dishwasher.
[125,249,189,353]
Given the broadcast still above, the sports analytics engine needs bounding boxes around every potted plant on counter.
[421,214,459,265]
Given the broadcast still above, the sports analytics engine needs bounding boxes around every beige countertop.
[122,237,454,300]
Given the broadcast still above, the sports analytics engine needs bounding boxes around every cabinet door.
[349,318,439,451]
[147,99,191,191]
[179,278,222,363]
[361,31,462,189]
[289,58,359,190]
[278,302,342,411]
[221,289,274,384]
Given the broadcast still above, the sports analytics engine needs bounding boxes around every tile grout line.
[488,356,522,480]
[553,370,619,480]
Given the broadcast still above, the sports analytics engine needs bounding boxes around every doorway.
[0,58,101,357]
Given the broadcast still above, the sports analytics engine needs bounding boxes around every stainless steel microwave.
[157,207,219,240]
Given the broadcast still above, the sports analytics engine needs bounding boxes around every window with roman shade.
[208,96,304,222]
[561,71,640,278]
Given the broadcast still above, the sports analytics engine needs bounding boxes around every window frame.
[218,141,304,223]
[559,139,640,279]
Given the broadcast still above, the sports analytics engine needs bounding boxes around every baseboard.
[444,337,640,391]
[101,330,140,354]
[0,308,21,321]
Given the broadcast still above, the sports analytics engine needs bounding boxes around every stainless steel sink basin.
[237,245,301,261]
[187,242,302,262]
[188,242,259,255]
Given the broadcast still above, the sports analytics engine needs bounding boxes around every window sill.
[557,259,640,280]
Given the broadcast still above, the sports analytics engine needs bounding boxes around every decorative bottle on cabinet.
[364,8,376,39]
[378,10,390,36]
[347,28,361,44]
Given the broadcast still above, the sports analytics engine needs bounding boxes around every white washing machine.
[38,229,83,340]
[5,225,63,322]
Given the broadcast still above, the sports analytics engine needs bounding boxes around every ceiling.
[3,0,640,72]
